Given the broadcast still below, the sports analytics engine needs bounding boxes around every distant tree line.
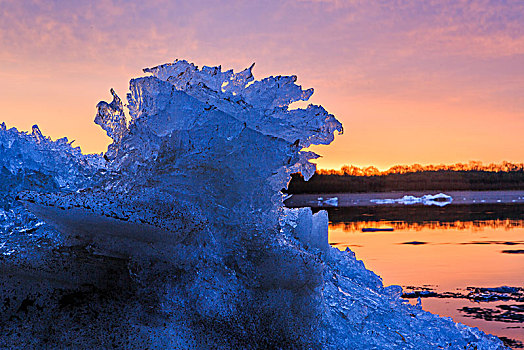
[317,161,524,176]
[287,166,524,194]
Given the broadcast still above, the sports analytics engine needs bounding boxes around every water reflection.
[325,203,524,224]
[331,219,524,232]
[327,204,524,348]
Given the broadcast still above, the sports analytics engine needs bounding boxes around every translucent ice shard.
[140,60,343,179]
[0,122,104,196]
[94,88,127,162]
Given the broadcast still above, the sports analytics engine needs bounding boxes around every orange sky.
[1,0,523,170]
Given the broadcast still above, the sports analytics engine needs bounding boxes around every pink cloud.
[0,0,522,167]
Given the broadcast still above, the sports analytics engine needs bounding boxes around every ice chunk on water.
[371,193,453,207]
[317,196,338,206]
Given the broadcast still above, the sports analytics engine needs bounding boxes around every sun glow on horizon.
[1,1,522,168]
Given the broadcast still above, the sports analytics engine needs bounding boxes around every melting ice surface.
[371,193,453,207]
[0,60,509,349]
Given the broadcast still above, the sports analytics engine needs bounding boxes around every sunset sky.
[1,0,523,170]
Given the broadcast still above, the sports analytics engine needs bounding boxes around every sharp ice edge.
[0,61,507,349]
[0,122,105,192]
[0,122,105,256]
[371,193,453,207]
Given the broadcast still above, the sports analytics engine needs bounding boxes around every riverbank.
[287,171,524,194]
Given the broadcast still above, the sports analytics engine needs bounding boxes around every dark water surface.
[287,192,524,348]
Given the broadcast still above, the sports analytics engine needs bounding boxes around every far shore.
[286,170,524,194]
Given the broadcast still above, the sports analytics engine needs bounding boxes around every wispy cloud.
[0,0,522,167]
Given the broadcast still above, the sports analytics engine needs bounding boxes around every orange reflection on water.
[331,219,524,232]
[329,220,524,290]
[330,219,524,344]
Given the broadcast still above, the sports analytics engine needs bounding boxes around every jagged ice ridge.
[0,60,508,349]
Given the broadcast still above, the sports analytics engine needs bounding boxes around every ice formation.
[371,193,453,207]
[0,123,105,257]
[316,196,339,206]
[0,60,508,349]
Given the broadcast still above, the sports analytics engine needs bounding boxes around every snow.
[0,60,507,349]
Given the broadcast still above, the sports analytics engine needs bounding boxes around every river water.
[286,190,524,348]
